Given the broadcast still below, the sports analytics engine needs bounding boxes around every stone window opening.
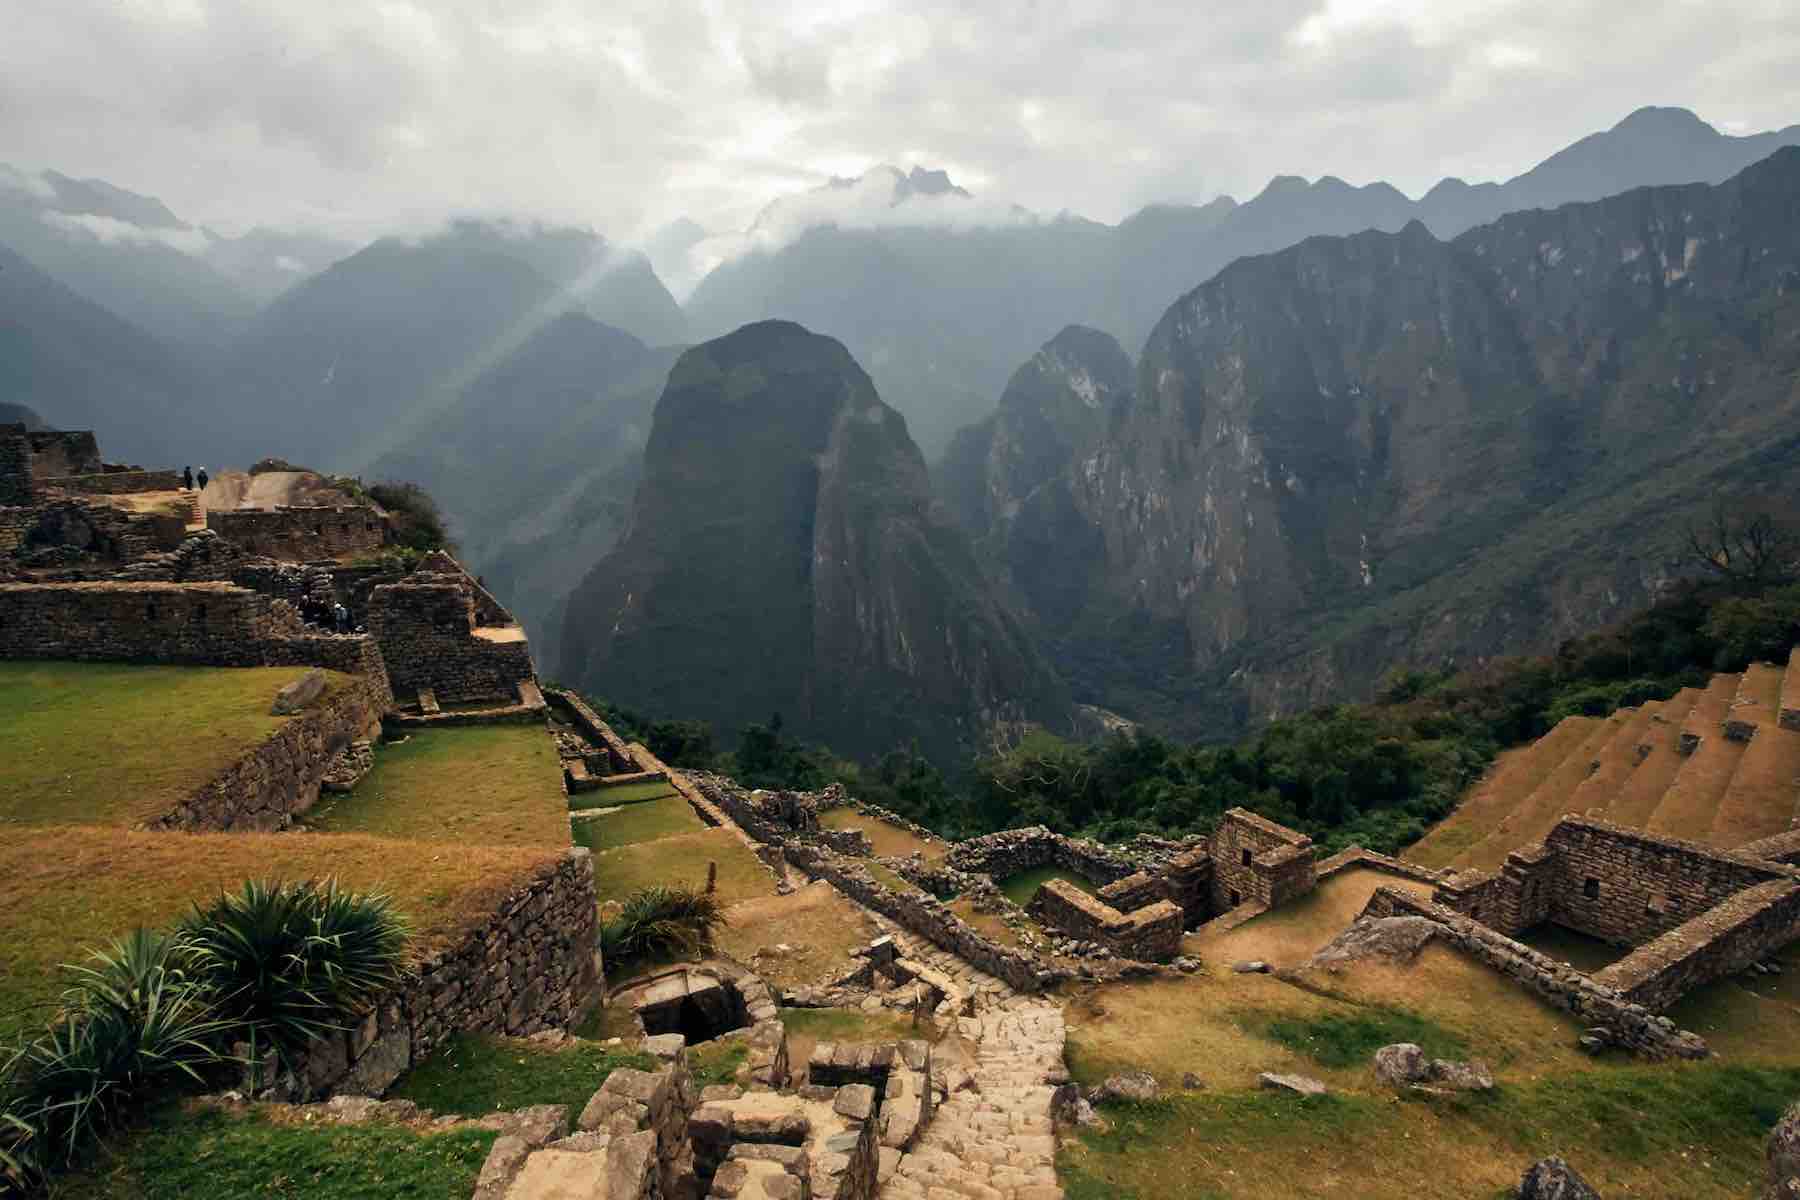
[1583,877,1600,900]
[1241,848,1253,867]
[145,601,157,622]
[194,603,206,626]
[1229,888,1242,907]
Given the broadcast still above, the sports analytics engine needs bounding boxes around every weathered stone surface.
[1372,1043,1429,1087]
[833,1083,876,1121]
[1093,1071,1160,1104]
[1258,1072,1327,1096]
[472,1135,531,1200]
[271,667,327,713]
[1517,1156,1601,1199]
[1306,917,1441,971]
[1767,1101,1800,1199]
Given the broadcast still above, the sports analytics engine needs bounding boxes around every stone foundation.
[207,504,387,561]
[368,572,535,704]
[1028,880,1183,962]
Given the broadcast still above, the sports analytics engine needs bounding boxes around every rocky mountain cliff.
[560,321,1069,763]
[687,108,1800,459]
[943,148,1800,737]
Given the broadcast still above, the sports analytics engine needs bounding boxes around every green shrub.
[179,879,410,1070]
[366,481,450,553]
[0,930,228,1191]
[599,886,726,973]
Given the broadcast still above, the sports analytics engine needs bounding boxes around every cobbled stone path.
[882,1002,1066,1200]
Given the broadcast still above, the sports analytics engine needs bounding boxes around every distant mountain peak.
[1612,105,1713,135]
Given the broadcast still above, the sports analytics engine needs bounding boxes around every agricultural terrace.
[305,723,568,847]
[590,826,777,910]
[0,826,562,1042]
[0,660,353,828]
[818,806,944,861]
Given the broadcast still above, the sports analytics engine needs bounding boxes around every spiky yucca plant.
[1,929,228,1190]
[599,885,726,971]
[180,878,410,1065]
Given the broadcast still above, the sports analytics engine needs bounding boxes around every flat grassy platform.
[575,778,679,808]
[714,881,881,991]
[0,661,350,828]
[389,1033,655,1116]
[0,826,561,1042]
[1186,867,1436,968]
[57,1102,497,1200]
[590,827,777,908]
[571,794,705,851]
[998,866,1097,908]
[306,724,568,847]
[818,807,942,861]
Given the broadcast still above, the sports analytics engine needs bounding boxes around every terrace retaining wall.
[1593,879,1800,1010]
[45,469,184,495]
[207,504,387,561]
[1358,886,1709,1057]
[287,848,602,1100]
[942,827,1137,888]
[367,573,534,703]
[144,669,389,833]
[0,429,34,505]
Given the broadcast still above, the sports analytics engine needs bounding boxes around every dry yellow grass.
[1647,674,1748,841]
[1707,664,1799,847]
[1567,702,1660,819]
[817,808,943,861]
[0,825,561,1041]
[0,661,351,828]
[1454,716,1612,873]
[590,827,778,908]
[306,724,569,847]
[714,881,880,991]
[1406,717,1596,870]
[1186,868,1435,969]
[1603,686,1702,828]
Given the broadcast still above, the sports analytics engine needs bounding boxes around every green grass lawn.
[56,1103,497,1200]
[571,795,704,851]
[998,865,1097,908]
[590,827,776,908]
[0,661,348,828]
[818,807,943,860]
[306,725,568,847]
[388,1033,655,1116]
[1060,1064,1800,1200]
[0,826,561,1043]
[576,779,679,808]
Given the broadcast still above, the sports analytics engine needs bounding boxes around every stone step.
[1708,662,1800,847]
[1647,674,1749,840]
[1604,687,1704,829]
[1567,702,1663,820]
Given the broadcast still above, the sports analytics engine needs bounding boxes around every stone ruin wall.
[1360,885,1710,1058]
[1210,808,1318,911]
[8,498,188,567]
[0,429,33,506]
[367,573,535,704]
[1539,819,1786,946]
[46,469,185,495]
[284,849,601,1100]
[207,504,387,561]
[942,826,1138,888]
[415,549,515,625]
[1028,879,1183,961]
[1593,878,1800,1010]
[24,431,103,479]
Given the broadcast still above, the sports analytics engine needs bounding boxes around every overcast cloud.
[3,0,1797,248]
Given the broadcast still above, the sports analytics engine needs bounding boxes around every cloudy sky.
[4,0,1797,244]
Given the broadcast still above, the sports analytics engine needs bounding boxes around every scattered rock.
[1257,1072,1327,1097]
[1231,960,1271,974]
[1516,1156,1600,1199]
[1171,956,1202,974]
[1050,1083,1101,1128]
[1428,1058,1494,1092]
[270,669,327,715]
[1372,1043,1428,1087]
[1372,1043,1494,1092]
[1093,1070,1161,1103]
[1306,916,1440,972]
[1181,1072,1205,1090]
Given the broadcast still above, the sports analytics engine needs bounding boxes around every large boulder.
[1306,917,1441,972]
[1372,1043,1494,1092]
[1093,1071,1161,1104]
[1372,1043,1428,1087]
[1517,1157,1600,1199]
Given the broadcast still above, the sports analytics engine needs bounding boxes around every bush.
[366,480,451,553]
[1,930,228,1191]
[179,879,410,1071]
[599,886,726,973]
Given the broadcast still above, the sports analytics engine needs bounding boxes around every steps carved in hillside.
[1454,716,1613,874]
[1604,687,1703,829]
[1567,702,1663,821]
[1409,716,1600,871]
[1782,647,1800,733]
[1646,674,1748,841]
[1708,663,1800,847]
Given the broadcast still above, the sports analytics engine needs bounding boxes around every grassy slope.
[305,725,568,847]
[590,827,776,908]
[573,779,679,808]
[0,661,349,827]
[572,794,704,850]
[714,881,880,992]
[388,1033,655,1115]
[0,826,559,1041]
[56,1104,497,1200]
[998,865,1098,908]
[818,807,943,860]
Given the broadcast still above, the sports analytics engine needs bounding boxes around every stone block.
[271,668,327,714]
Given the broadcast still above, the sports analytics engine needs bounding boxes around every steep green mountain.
[0,165,254,350]
[369,311,677,670]
[0,239,199,464]
[208,221,686,471]
[944,148,1800,738]
[560,321,1070,764]
[687,108,1800,459]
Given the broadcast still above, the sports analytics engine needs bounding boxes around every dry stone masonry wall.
[206,505,387,561]
[368,572,535,704]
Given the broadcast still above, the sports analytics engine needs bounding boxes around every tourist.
[333,602,350,634]
[181,465,193,490]
[196,467,210,491]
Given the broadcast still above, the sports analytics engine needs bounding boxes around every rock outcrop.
[560,321,1069,765]
[1517,1157,1601,1199]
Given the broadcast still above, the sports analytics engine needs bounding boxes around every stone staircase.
[1416,654,1800,873]
[881,1003,1066,1200]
